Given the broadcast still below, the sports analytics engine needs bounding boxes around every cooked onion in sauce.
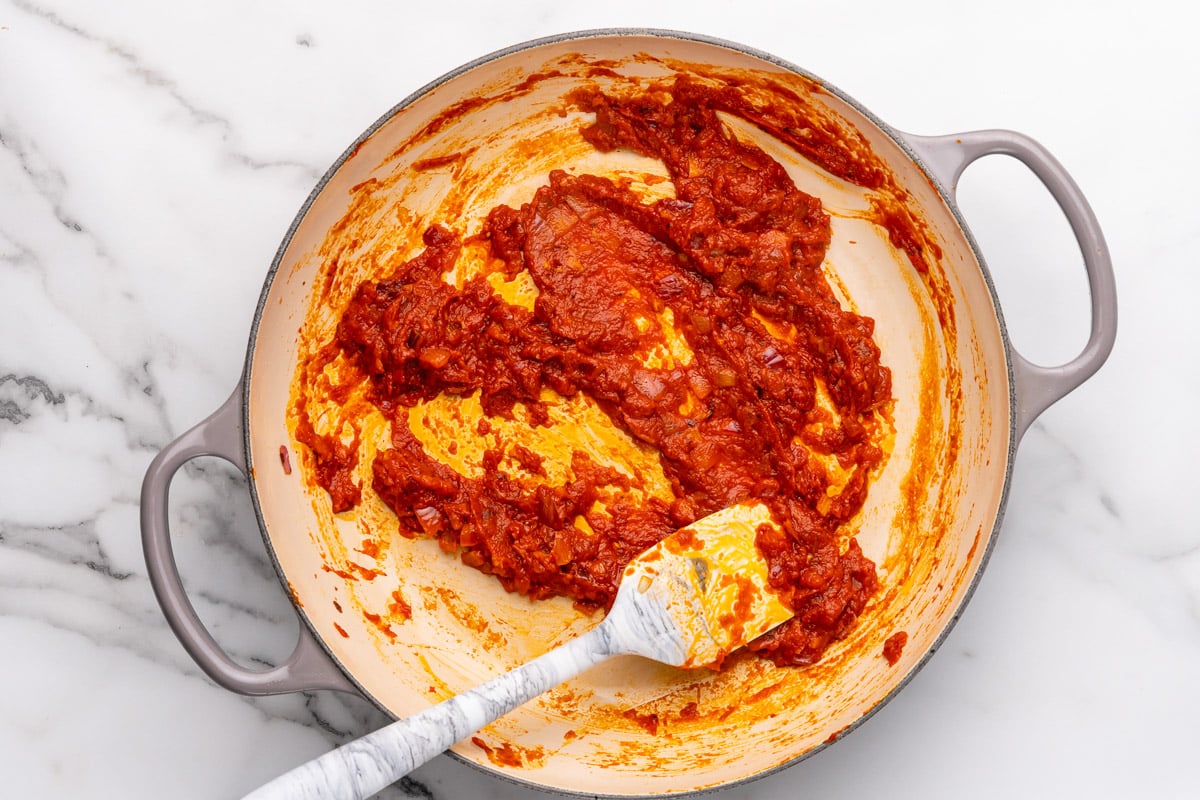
[294,78,893,667]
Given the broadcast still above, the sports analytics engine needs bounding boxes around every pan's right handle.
[904,130,1117,441]
[140,384,358,696]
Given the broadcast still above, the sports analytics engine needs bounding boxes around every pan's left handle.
[141,383,358,696]
[903,130,1117,441]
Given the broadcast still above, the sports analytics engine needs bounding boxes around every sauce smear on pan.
[296,79,892,667]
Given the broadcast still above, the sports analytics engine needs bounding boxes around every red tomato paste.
[297,79,891,667]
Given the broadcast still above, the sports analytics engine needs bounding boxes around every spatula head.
[616,501,793,669]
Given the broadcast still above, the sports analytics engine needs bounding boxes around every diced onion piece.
[714,368,737,388]
[415,505,443,533]
[419,347,452,369]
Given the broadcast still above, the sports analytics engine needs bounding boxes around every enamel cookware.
[142,30,1116,797]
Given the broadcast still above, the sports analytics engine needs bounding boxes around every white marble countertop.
[2,0,1197,797]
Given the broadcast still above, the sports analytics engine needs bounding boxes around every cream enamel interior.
[245,33,1012,796]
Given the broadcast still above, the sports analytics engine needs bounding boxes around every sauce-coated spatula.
[243,501,792,800]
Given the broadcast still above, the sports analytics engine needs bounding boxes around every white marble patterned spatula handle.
[242,620,620,800]
[243,501,785,800]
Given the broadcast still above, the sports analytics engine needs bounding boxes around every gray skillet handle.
[140,383,357,695]
[903,130,1117,440]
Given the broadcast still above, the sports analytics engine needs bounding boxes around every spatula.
[242,501,792,800]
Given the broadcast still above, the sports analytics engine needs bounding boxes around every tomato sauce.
[883,630,908,666]
[296,79,892,667]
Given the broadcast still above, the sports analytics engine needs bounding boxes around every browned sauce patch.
[471,736,546,768]
[411,150,473,172]
[622,707,661,736]
[387,588,412,621]
[883,630,908,666]
[435,586,507,650]
[362,610,396,641]
[321,562,385,582]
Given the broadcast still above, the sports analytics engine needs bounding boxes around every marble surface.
[2,0,1197,797]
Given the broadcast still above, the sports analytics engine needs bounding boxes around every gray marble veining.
[2,2,1197,799]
